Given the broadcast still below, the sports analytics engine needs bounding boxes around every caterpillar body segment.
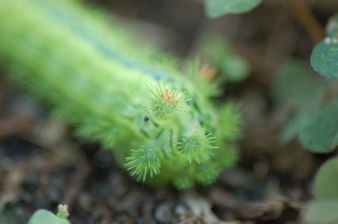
[0,0,241,189]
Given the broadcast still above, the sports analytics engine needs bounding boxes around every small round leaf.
[311,14,338,79]
[204,0,262,18]
[303,200,338,224]
[28,210,70,224]
[299,99,338,153]
[313,158,338,199]
[311,41,338,79]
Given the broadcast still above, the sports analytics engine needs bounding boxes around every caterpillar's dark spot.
[186,98,193,106]
[144,116,149,122]
[199,117,205,126]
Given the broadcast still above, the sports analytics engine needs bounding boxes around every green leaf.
[311,14,338,79]
[299,99,338,153]
[311,41,338,78]
[272,60,325,143]
[204,0,262,18]
[273,60,323,108]
[303,200,338,224]
[302,158,338,223]
[279,111,316,143]
[313,158,338,199]
[28,210,71,224]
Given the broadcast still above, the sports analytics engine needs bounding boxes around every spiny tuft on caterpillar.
[0,0,242,189]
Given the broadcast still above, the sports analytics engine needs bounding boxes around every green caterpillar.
[0,0,241,189]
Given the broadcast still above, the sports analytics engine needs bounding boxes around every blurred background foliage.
[0,0,337,223]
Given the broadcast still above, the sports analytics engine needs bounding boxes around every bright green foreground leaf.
[204,0,262,18]
[28,210,70,224]
[303,200,338,224]
[311,14,338,79]
[299,99,338,153]
[313,158,338,199]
